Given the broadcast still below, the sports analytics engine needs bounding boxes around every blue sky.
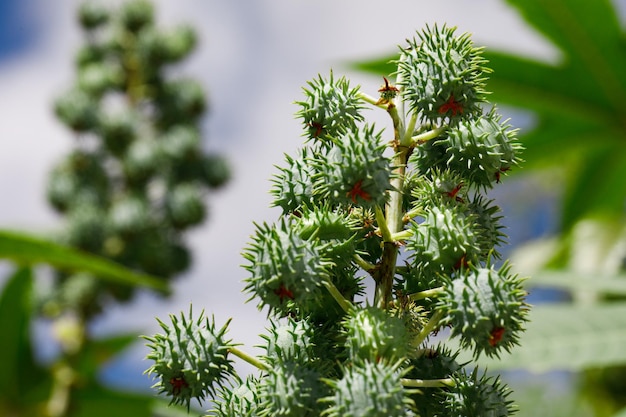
[0,0,563,392]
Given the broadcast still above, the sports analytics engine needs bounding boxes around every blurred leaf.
[77,334,140,380]
[452,303,626,372]
[529,271,626,297]
[0,268,33,398]
[71,384,153,417]
[0,229,169,293]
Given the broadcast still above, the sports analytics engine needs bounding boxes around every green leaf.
[528,271,626,297]
[71,385,154,417]
[0,229,169,293]
[0,268,33,398]
[453,303,626,372]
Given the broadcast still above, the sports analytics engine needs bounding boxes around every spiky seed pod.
[77,62,123,96]
[243,220,334,314]
[260,361,327,417]
[77,2,109,30]
[156,79,206,125]
[322,360,413,417]
[160,125,201,161]
[108,194,151,236]
[199,154,231,188]
[406,206,480,274]
[75,44,107,68]
[313,125,392,209]
[438,264,528,358]
[162,25,197,62]
[446,368,516,417]
[54,88,99,132]
[439,109,522,188]
[342,306,410,363]
[63,204,107,252]
[296,72,365,143]
[123,138,163,183]
[211,376,262,417]
[271,148,317,214]
[119,0,154,32]
[466,195,506,259]
[99,111,136,156]
[261,317,316,364]
[165,183,206,229]
[398,24,487,124]
[410,169,468,211]
[144,308,236,410]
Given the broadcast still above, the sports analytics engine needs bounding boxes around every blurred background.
[1,0,625,416]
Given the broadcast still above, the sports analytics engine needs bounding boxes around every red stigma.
[347,179,372,204]
[488,326,506,347]
[170,376,189,396]
[445,183,464,202]
[274,284,295,302]
[438,94,464,116]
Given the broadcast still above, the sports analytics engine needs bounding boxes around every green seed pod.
[123,138,162,183]
[165,183,206,229]
[162,25,197,62]
[296,72,365,143]
[313,125,391,209]
[322,360,413,417]
[77,62,123,96]
[77,2,110,30]
[398,24,487,124]
[466,195,506,260]
[108,194,151,236]
[406,206,479,274]
[439,109,522,188]
[212,376,262,417]
[342,306,410,363]
[261,317,316,364]
[54,88,99,132]
[145,308,236,410]
[63,204,107,252]
[119,0,154,32]
[445,368,515,417]
[99,110,136,156]
[75,44,107,68]
[199,153,230,189]
[410,169,467,211]
[271,148,317,214]
[438,264,528,358]
[156,79,206,125]
[243,220,334,314]
[260,361,326,417]
[160,125,201,161]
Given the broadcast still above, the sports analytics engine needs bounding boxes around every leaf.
[0,229,169,293]
[452,303,626,372]
[0,268,33,399]
[529,271,626,297]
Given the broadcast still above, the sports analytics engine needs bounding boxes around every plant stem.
[228,346,268,372]
[410,286,444,301]
[322,279,354,313]
[413,309,444,347]
[411,126,446,145]
[401,377,455,388]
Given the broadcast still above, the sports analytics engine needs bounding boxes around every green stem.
[353,253,376,272]
[322,279,353,313]
[413,309,445,347]
[411,126,446,145]
[375,205,393,243]
[357,92,387,109]
[228,346,268,372]
[409,286,444,302]
[401,377,455,388]
[390,229,413,242]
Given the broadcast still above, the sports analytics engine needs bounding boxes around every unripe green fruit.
[446,368,515,417]
[343,306,410,363]
[323,360,412,417]
[406,206,479,274]
[212,376,261,417]
[261,361,326,417]
[314,125,391,209]
[160,125,200,161]
[78,2,109,30]
[54,89,99,132]
[119,0,154,32]
[123,138,162,183]
[63,204,107,252]
[109,194,151,235]
[243,220,334,314]
[99,111,136,156]
[165,183,206,229]
[296,72,365,142]
[261,317,315,364]
[200,153,230,188]
[162,25,197,62]
[438,264,528,358]
[78,62,123,96]
[157,79,206,125]
[75,44,107,68]
[145,309,236,410]
[271,149,316,214]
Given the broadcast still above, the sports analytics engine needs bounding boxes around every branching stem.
[401,377,455,388]
[411,126,446,145]
[410,286,445,301]
[228,346,268,372]
[413,309,445,347]
[322,279,354,313]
